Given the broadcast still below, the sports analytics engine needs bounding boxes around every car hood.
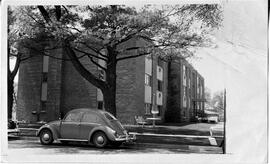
[109,120,126,135]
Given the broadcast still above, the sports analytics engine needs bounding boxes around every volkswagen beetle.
[36,108,136,148]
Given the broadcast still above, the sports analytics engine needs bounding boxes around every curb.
[129,132,210,138]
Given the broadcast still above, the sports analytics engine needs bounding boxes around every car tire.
[92,132,108,148]
[40,129,53,145]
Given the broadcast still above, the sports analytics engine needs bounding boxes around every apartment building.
[166,58,205,122]
[16,39,204,124]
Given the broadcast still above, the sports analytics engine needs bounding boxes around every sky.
[188,0,267,94]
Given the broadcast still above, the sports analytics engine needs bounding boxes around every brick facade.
[166,58,205,123]
[17,40,203,124]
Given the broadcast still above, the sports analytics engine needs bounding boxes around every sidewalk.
[124,123,222,146]
[124,123,212,136]
[15,123,223,146]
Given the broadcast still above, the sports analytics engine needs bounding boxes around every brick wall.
[17,50,43,123]
[116,57,143,124]
[116,38,146,124]
[165,61,181,122]
[60,54,98,117]
[43,47,63,122]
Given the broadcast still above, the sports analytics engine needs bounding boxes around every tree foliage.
[8,4,223,116]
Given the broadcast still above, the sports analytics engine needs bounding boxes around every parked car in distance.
[203,110,219,123]
[37,108,136,148]
[207,115,219,123]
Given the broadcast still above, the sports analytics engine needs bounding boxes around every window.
[41,82,48,101]
[189,76,191,89]
[145,56,152,75]
[158,80,163,91]
[157,57,163,67]
[183,65,186,86]
[183,95,187,107]
[200,85,203,98]
[64,112,82,122]
[97,101,103,109]
[145,103,152,114]
[187,96,189,108]
[42,56,49,72]
[42,72,48,82]
[183,87,187,107]
[41,101,46,111]
[81,113,103,124]
[145,74,152,86]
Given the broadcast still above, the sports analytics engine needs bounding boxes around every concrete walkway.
[14,122,223,146]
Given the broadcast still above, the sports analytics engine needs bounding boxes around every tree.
[212,90,224,112]
[204,87,212,109]
[9,5,223,116]
[8,7,33,120]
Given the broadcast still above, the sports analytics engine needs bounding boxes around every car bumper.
[114,134,136,142]
[8,129,20,134]
[8,129,20,137]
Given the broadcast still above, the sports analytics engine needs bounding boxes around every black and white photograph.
[1,0,268,163]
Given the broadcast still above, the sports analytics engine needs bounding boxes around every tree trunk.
[63,42,118,117]
[103,88,116,116]
[102,47,117,116]
[8,79,14,120]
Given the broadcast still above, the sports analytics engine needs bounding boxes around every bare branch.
[20,55,35,62]
[72,47,107,61]
[9,54,21,80]
[62,5,69,14]
[63,41,107,90]
[37,6,51,23]
[117,51,151,61]
[55,6,61,21]
[22,44,87,61]
[88,56,107,71]
[77,41,108,59]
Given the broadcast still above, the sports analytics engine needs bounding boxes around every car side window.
[64,112,82,122]
[81,113,103,124]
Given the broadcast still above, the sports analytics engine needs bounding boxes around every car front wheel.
[92,132,108,148]
[40,129,53,145]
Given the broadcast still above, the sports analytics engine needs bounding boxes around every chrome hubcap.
[43,133,50,141]
[96,136,104,144]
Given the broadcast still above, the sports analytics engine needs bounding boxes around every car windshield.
[104,112,117,121]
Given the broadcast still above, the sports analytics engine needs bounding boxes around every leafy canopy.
[9,4,223,60]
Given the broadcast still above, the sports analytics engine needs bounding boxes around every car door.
[60,111,82,139]
[79,113,104,140]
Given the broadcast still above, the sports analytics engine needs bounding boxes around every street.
[8,136,222,155]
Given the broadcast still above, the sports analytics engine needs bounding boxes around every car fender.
[37,124,61,140]
[88,126,115,142]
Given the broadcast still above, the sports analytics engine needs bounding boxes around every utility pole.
[223,88,226,154]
